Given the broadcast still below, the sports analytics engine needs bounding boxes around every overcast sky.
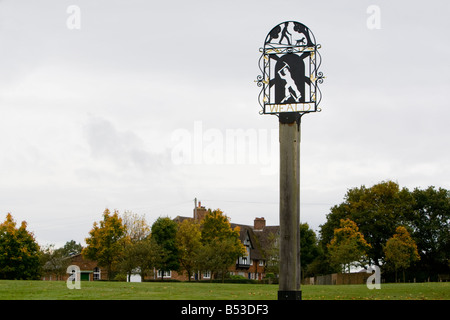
[1,0,449,247]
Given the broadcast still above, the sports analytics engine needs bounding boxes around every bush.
[261,273,279,284]
[199,278,259,284]
[142,279,182,283]
[114,274,127,282]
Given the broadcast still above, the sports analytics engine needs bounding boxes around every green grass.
[0,280,448,300]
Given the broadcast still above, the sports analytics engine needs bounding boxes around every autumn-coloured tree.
[176,219,202,281]
[201,209,241,244]
[200,209,246,281]
[320,181,449,280]
[327,218,371,273]
[320,181,414,266]
[83,208,126,280]
[384,226,420,282]
[0,213,41,279]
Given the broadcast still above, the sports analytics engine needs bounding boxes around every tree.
[410,186,450,279]
[83,208,126,280]
[119,236,158,281]
[40,244,72,280]
[0,213,41,279]
[201,209,240,243]
[60,240,83,257]
[151,217,180,279]
[384,226,420,282]
[197,237,242,282]
[136,237,160,279]
[263,232,279,276]
[320,180,414,267]
[176,219,202,281]
[262,223,320,278]
[200,209,246,282]
[327,219,371,273]
[300,223,320,278]
[40,240,83,280]
[320,181,449,279]
[119,211,152,281]
[122,211,151,243]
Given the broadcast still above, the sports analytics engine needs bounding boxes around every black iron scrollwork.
[256,21,324,116]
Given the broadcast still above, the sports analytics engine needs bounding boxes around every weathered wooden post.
[256,21,324,300]
[278,114,301,299]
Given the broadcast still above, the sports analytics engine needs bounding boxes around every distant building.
[42,253,108,281]
[43,202,280,282]
[171,201,280,281]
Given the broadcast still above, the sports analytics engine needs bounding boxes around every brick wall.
[42,254,108,281]
[304,272,370,285]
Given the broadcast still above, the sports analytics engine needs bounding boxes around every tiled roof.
[173,215,279,262]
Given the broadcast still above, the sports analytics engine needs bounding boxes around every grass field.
[0,280,448,300]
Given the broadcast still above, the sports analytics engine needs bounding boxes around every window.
[259,260,264,266]
[157,270,171,279]
[203,271,211,279]
[93,267,101,281]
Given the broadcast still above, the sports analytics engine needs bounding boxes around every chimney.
[194,198,198,220]
[193,200,207,221]
[254,217,266,231]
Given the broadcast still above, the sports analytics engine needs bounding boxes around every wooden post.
[278,114,301,300]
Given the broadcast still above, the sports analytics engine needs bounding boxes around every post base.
[278,290,302,300]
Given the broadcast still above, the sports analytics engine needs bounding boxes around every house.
[42,253,108,281]
[43,202,280,282]
[171,202,280,281]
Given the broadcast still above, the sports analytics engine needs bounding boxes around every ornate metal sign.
[256,21,324,116]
